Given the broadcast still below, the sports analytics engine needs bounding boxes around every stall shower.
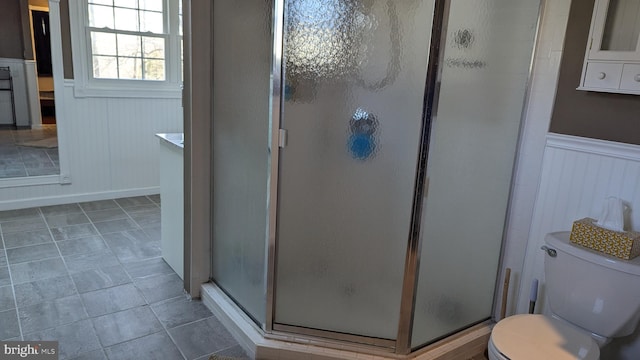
[210,0,541,355]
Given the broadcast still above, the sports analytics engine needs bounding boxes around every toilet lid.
[491,314,599,360]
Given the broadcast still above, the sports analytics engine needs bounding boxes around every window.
[70,0,182,97]
[88,0,166,80]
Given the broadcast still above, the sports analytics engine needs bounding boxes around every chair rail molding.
[546,133,640,161]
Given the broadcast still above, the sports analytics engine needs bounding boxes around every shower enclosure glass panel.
[411,0,541,347]
[274,0,435,339]
[211,0,273,325]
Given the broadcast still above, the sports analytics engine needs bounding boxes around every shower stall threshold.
[201,283,491,360]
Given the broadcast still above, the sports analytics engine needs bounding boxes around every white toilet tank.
[544,232,640,338]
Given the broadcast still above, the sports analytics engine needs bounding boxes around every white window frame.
[69,0,182,98]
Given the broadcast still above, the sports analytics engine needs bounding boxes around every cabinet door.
[589,0,640,61]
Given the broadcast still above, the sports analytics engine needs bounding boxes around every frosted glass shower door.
[274,0,435,340]
[411,0,541,347]
[211,0,273,325]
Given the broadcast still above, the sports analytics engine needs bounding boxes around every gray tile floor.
[0,126,59,178]
[0,196,249,360]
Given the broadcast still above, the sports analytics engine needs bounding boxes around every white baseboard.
[0,186,160,211]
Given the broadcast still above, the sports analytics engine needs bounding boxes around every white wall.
[0,81,183,210]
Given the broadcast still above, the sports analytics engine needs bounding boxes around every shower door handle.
[278,129,288,148]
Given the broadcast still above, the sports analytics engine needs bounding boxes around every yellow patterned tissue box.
[570,218,640,260]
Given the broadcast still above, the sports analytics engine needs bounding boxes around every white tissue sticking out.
[595,197,626,232]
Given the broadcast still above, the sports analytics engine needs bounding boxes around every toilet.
[488,231,640,360]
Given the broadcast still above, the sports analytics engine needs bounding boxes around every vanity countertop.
[156,133,184,149]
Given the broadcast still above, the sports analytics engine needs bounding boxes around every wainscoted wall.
[518,133,640,359]
[0,80,183,210]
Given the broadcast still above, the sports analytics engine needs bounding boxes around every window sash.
[85,0,174,82]
[88,27,168,80]
[86,2,168,34]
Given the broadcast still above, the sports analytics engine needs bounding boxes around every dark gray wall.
[550,0,640,146]
[0,0,73,78]
[60,0,74,79]
[20,0,35,60]
[0,1,28,59]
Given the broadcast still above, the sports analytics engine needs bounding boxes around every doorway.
[30,5,56,125]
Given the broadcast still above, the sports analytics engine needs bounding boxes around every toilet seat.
[489,314,600,360]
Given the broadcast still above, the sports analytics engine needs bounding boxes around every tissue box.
[570,218,640,260]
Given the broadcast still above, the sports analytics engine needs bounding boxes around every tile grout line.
[75,200,132,356]
[16,143,29,178]
[34,206,94,344]
[45,199,157,358]
[148,295,189,360]
[84,198,184,358]
[76,202,112,258]
[121,196,188,360]
[3,198,193,359]
[102,329,173,356]
[80,199,155,237]
[147,194,161,208]
[161,312,245,360]
[44,148,56,167]
[139,196,162,239]
[95,199,151,293]
[39,202,144,358]
[1,223,23,340]
[2,219,25,341]
[99,201,150,299]
[208,343,245,359]
[111,197,165,271]
[109,199,189,359]
[7,204,116,348]
[23,203,115,357]
[113,198,152,232]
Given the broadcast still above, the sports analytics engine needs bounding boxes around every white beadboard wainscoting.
[0,80,183,210]
[518,133,640,359]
